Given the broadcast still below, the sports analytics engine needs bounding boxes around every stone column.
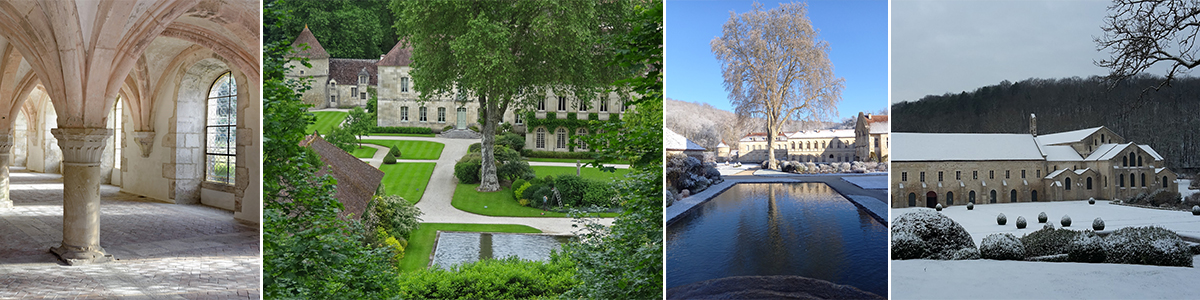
[0,134,12,209]
[49,128,113,265]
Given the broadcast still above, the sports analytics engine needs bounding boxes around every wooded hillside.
[892,75,1200,173]
[664,98,847,150]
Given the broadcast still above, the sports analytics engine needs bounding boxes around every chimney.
[1029,113,1037,136]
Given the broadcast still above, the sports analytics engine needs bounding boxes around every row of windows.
[398,106,466,123]
[907,189,1038,207]
[902,169,1041,182]
[537,96,622,112]
[787,139,855,150]
[1122,152,1146,167]
[533,127,589,150]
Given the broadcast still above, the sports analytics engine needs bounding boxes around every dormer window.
[359,75,367,85]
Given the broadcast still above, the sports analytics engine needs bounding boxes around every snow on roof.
[1073,168,1091,175]
[1041,145,1083,161]
[717,141,729,148]
[1036,127,1103,146]
[787,129,855,139]
[891,132,1045,161]
[1139,145,1164,161]
[1045,169,1068,179]
[665,127,706,151]
[869,122,888,134]
[1085,143,1136,161]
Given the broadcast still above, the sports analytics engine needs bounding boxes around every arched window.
[556,128,567,149]
[1137,155,1143,166]
[1065,177,1072,190]
[1164,176,1169,188]
[1119,174,1124,187]
[1086,177,1092,189]
[969,190,976,203]
[206,72,236,184]
[536,128,546,149]
[1129,152,1136,166]
[908,193,916,207]
[1130,173,1136,187]
[1123,156,1128,167]
[1010,189,1017,202]
[990,190,997,203]
[1141,173,1146,187]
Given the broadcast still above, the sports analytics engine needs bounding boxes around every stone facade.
[891,120,1178,208]
[735,113,889,164]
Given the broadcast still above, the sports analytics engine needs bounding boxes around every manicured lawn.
[379,162,436,204]
[350,145,377,158]
[531,166,630,181]
[399,223,542,272]
[367,133,437,137]
[525,157,631,165]
[362,140,444,160]
[306,111,348,135]
[451,183,619,218]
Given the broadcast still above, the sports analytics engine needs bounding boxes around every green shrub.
[1067,231,1106,263]
[364,195,422,239]
[979,233,1025,260]
[468,143,482,153]
[397,255,579,299]
[389,145,402,158]
[554,175,591,207]
[374,227,406,263]
[522,150,595,159]
[468,124,480,132]
[497,133,526,153]
[325,125,358,153]
[581,181,615,207]
[442,125,454,132]
[383,152,397,164]
[454,154,482,184]
[512,178,528,196]
[525,185,555,207]
[1105,226,1193,267]
[514,182,533,203]
[1020,227,1081,258]
[373,126,433,134]
[495,146,535,182]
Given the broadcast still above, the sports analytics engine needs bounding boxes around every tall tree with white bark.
[711,1,843,170]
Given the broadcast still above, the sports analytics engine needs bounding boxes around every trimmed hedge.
[522,150,595,159]
[397,256,578,299]
[373,126,433,134]
[1020,227,1081,258]
[1105,226,1193,267]
[980,233,1025,260]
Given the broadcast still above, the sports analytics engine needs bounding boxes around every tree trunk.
[766,125,777,170]
[477,94,501,192]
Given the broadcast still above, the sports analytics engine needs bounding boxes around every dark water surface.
[666,183,887,296]
[430,232,570,269]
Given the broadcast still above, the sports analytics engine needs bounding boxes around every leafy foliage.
[324,125,357,153]
[396,255,579,300]
[373,126,434,134]
[364,194,423,240]
[265,0,398,59]
[345,107,376,145]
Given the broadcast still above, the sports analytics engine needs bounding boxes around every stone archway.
[907,192,916,207]
[926,191,937,208]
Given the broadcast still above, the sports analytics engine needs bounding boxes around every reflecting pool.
[666,183,887,296]
[430,232,570,269]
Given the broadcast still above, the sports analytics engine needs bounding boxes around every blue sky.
[665,0,889,120]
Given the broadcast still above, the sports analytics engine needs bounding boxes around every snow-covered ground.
[714,163,757,175]
[892,200,1200,245]
[843,175,888,190]
[892,201,1200,299]
[1180,179,1198,200]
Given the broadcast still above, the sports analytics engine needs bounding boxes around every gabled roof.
[289,25,330,59]
[1084,143,1134,161]
[377,40,414,67]
[1139,145,1164,161]
[891,132,1045,161]
[301,134,384,220]
[665,127,705,151]
[329,59,378,86]
[1036,126,1103,146]
[1045,168,1068,179]
[1040,145,1083,161]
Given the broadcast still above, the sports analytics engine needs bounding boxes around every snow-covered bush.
[948,247,980,260]
[1016,216,1027,229]
[1193,205,1199,216]
[819,164,834,173]
[979,233,1025,260]
[890,209,976,259]
[1105,226,1193,267]
[1020,227,1081,258]
[997,213,1007,225]
[805,162,818,173]
[1061,215,1072,227]
[1043,223,1055,230]
[666,154,724,195]
[1092,217,1105,231]
[1088,197,1095,205]
[967,202,974,210]
[1038,212,1048,223]
[890,231,928,260]
[1067,231,1106,263]
[836,162,851,173]
[935,203,943,211]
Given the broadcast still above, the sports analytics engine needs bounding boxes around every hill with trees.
[891,75,1200,173]
[665,98,850,150]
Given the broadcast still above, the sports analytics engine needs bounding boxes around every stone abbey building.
[891,115,1178,208]
[286,27,630,153]
[736,112,889,163]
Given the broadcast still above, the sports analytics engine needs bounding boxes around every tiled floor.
[0,169,260,299]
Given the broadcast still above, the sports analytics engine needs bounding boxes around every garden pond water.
[430,232,570,269]
[666,183,887,296]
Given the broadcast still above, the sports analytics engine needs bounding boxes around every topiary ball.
[1038,212,1048,223]
[1088,197,1096,205]
[1093,217,1105,231]
[1061,215,1072,227]
[967,202,974,210]
[1193,205,1200,216]
[936,203,943,211]
[1016,216,1027,229]
[997,213,1007,225]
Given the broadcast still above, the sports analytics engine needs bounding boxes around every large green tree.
[391,0,634,192]
[266,0,398,59]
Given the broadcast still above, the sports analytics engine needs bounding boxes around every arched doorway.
[990,190,997,203]
[1031,190,1038,202]
[908,192,917,207]
[1086,177,1093,190]
[946,191,954,206]
[969,190,976,204]
[1010,189,1017,202]
[926,191,938,208]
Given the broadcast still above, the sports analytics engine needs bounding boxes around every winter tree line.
[665,97,878,151]
[891,75,1200,174]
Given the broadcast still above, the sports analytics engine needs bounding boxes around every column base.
[50,244,114,265]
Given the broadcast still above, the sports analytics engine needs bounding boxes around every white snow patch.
[843,175,888,190]
[892,257,1200,299]
[1180,179,1198,200]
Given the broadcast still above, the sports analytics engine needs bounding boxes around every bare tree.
[711,1,843,169]
[1097,0,1200,90]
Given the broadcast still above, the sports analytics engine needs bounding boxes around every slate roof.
[289,25,330,59]
[377,40,414,67]
[329,59,379,85]
[891,132,1045,161]
[301,134,384,220]
[1036,127,1103,146]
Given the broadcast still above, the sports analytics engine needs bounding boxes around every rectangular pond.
[666,183,887,297]
[430,232,570,269]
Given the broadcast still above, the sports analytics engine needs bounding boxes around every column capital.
[133,131,155,157]
[52,128,113,166]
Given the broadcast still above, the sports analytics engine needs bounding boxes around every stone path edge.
[666,175,888,227]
